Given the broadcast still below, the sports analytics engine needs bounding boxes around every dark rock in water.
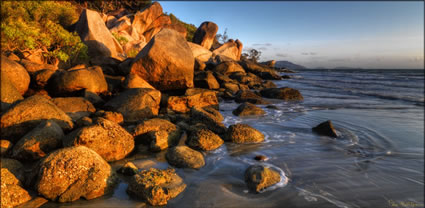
[232,102,265,116]
[312,120,338,137]
[245,165,281,193]
[266,105,279,110]
[117,162,138,176]
[166,146,205,169]
[254,155,269,161]
[235,90,270,104]
[260,87,303,101]
[225,124,265,143]
[281,75,291,79]
[126,168,186,206]
[187,128,224,151]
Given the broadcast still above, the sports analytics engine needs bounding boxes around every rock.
[1,55,30,95]
[192,21,218,50]
[12,120,64,161]
[187,42,213,63]
[63,118,134,161]
[239,60,281,80]
[51,97,96,121]
[245,165,281,193]
[1,75,23,110]
[148,130,181,152]
[1,140,13,155]
[166,146,205,169]
[14,196,48,208]
[194,58,207,71]
[222,83,240,95]
[131,2,163,39]
[167,88,219,113]
[266,105,279,110]
[104,88,161,122]
[122,74,155,89]
[83,90,105,106]
[235,90,270,104]
[187,128,223,151]
[19,59,57,74]
[143,15,172,42]
[194,71,220,89]
[213,61,245,76]
[225,124,265,143]
[262,80,277,88]
[0,158,26,184]
[35,146,117,202]
[106,15,118,28]
[1,168,32,208]
[132,118,180,145]
[190,106,226,134]
[281,75,291,79]
[94,111,124,124]
[165,23,187,39]
[260,87,303,101]
[117,162,138,176]
[50,66,108,95]
[75,116,93,127]
[1,95,73,139]
[212,39,243,61]
[130,28,194,91]
[33,69,56,88]
[127,168,186,206]
[6,53,20,62]
[232,102,265,116]
[75,9,123,59]
[312,120,338,137]
[254,155,269,161]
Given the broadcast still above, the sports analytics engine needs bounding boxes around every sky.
[160,1,424,69]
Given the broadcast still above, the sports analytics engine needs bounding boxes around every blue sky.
[160,1,424,69]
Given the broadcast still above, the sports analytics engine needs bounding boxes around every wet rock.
[1,140,13,155]
[190,106,226,134]
[63,118,134,162]
[127,168,186,206]
[167,88,219,113]
[132,118,180,145]
[262,80,277,89]
[50,66,108,95]
[194,71,220,89]
[35,146,117,202]
[1,75,23,110]
[192,21,219,50]
[235,90,270,104]
[130,28,194,91]
[245,165,281,193]
[281,75,291,79]
[166,146,205,169]
[122,74,155,89]
[232,102,266,116]
[187,128,224,151]
[104,88,161,122]
[266,105,279,110]
[1,55,30,95]
[312,120,338,137]
[12,120,64,161]
[117,162,138,176]
[52,97,96,121]
[260,87,303,101]
[1,95,73,139]
[213,61,245,76]
[225,124,265,143]
[254,155,269,161]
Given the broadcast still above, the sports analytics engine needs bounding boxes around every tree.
[242,48,262,63]
[215,28,228,44]
[72,0,152,14]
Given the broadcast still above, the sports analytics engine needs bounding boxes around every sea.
[45,69,424,208]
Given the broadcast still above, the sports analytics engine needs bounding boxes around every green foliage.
[1,1,88,64]
[72,0,152,14]
[112,32,128,46]
[165,12,197,41]
[127,48,139,58]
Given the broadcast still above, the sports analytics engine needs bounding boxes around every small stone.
[312,120,338,137]
[254,155,269,161]
[245,165,281,193]
[117,162,138,176]
[0,140,13,156]
[166,146,205,169]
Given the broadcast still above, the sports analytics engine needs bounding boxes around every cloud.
[252,43,272,47]
[329,58,351,62]
[275,53,289,57]
[258,47,268,51]
[301,52,317,56]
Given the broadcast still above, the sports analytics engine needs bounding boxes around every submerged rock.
[225,124,265,143]
[312,120,338,137]
[187,128,224,151]
[260,87,303,101]
[127,168,186,206]
[166,146,205,169]
[117,162,138,176]
[245,165,281,193]
[254,155,269,161]
[232,102,266,116]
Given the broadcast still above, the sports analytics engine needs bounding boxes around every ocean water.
[44,69,424,208]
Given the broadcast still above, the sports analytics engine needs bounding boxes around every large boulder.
[148,130,182,152]
[212,39,243,61]
[225,124,265,143]
[33,69,57,88]
[167,88,219,113]
[213,61,245,75]
[312,120,338,137]
[1,95,73,139]
[1,55,30,95]
[12,120,64,161]
[235,90,270,104]
[194,71,220,89]
[63,118,134,162]
[104,88,161,122]
[143,15,172,42]
[122,74,155,89]
[259,87,303,101]
[50,66,108,95]
[75,9,123,59]
[165,23,187,39]
[127,168,186,206]
[1,75,23,110]
[232,102,266,116]
[245,165,281,193]
[190,106,226,134]
[34,146,117,202]
[166,146,205,169]
[192,21,219,50]
[132,118,180,145]
[19,59,57,74]
[187,128,223,151]
[52,97,96,121]
[187,42,213,63]
[239,60,281,80]
[130,28,194,91]
[131,2,163,39]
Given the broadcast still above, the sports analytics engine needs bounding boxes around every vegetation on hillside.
[165,12,197,41]
[1,1,88,65]
[72,0,152,14]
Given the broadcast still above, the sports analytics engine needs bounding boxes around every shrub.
[72,0,152,14]
[1,1,88,65]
